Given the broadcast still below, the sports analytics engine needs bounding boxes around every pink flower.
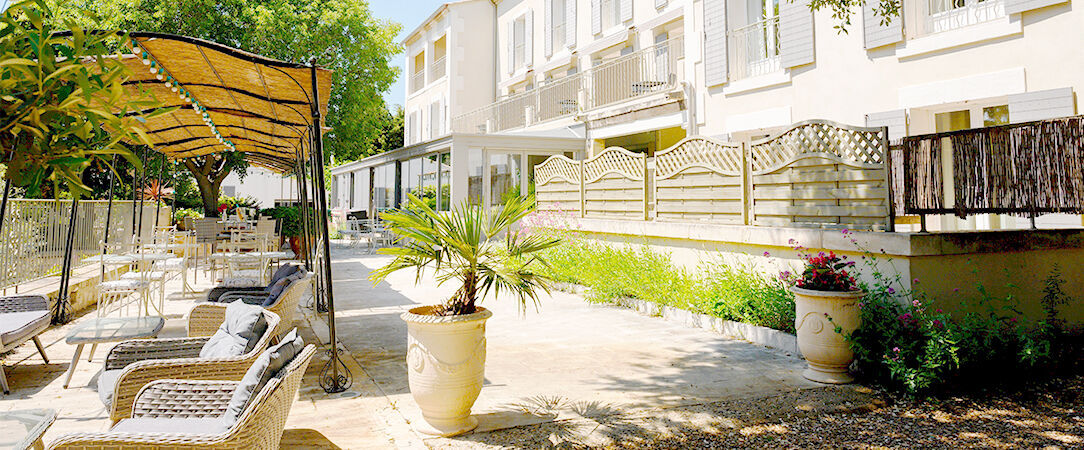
[953,288,960,292]
[932,320,943,328]
[913,278,920,284]
[912,299,921,307]
[763,251,771,257]
[892,347,900,353]
[887,287,895,294]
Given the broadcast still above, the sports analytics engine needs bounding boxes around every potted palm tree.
[370,193,559,437]
[788,250,864,384]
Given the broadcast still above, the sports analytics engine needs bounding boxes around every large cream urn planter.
[401,306,493,437]
[792,287,863,384]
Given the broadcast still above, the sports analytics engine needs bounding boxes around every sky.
[370,0,449,110]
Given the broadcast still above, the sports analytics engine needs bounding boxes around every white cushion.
[199,302,268,358]
[100,279,149,292]
[111,417,232,435]
[219,277,261,288]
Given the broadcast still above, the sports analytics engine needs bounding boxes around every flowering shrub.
[786,240,858,291]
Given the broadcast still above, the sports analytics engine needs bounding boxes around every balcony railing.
[430,56,446,81]
[452,36,684,134]
[913,0,1006,37]
[728,17,781,81]
[410,70,425,93]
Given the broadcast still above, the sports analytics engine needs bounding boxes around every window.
[920,0,1006,36]
[935,110,971,132]
[552,0,567,50]
[468,148,483,206]
[601,0,620,30]
[348,172,355,208]
[430,101,443,137]
[400,157,423,207]
[373,163,395,210]
[729,0,781,80]
[513,16,527,70]
[983,105,1009,126]
[489,153,522,206]
[431,36,447,80]
[411,51,426,92]
[421,153,451,211]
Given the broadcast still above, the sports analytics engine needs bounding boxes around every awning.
[120,32,333,173]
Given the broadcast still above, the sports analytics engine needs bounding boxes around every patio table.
[0,408,56,450]
[80,254,135,264]
[62,316,164,388]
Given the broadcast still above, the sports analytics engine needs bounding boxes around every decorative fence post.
[880,125,895,232]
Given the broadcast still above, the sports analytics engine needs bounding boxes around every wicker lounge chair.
[204,262,303,303]
[190,271,312,339]
[49,344,317,449]
[99,304,280,423]
[1,295,51,394]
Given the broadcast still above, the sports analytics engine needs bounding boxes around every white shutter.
[591,0,601,35]
[779,0,815,68]
[1008,88,1076,123]
[566,0,577,48]
[703,0,728,87]
[1005,0,1068,14]
[620,0,633,22]
[865,109,908,144]
[525,10,534,67]
[656,0,668,8]
[545,0,553,57]
[863,2,903,49]
[507,23,514,74]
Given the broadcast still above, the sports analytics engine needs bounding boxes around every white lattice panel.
[655,137,744,179]
[535,155,581,185]
[583,147,646,182]
[749,120,887,174]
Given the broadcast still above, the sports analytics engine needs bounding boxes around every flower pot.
[401,306,492,437]
[792,286,863,384]
[287,236,304,258]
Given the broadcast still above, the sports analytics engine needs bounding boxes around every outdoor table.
[62,316,165,388]
[80,254,135,264]
[0,408,56,450]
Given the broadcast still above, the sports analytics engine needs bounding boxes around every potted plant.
[370,193,559,437]
[173,208,203,231]
[263,206,303,256]
[787,250,863,384]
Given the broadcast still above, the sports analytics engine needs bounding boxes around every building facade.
[333,0,1079,228]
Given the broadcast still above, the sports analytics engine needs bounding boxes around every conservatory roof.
[118,33,333,173]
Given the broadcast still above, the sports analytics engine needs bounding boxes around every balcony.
[410,70,425,93]
[452,36,684,134]
[728,17,781,81]
[912,0,1006,37]
[430,56,446,81]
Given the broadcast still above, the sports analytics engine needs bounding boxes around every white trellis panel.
[748,120,891,230]
[582,147,648,220]
[654,137,746,224]
[535,155,583,216]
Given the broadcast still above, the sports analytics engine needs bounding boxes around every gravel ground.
[430,376,1083,449]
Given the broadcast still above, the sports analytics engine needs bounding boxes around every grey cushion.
[111,417,232,435]
[265,274,293,299]
[263,273,304,307]
[269,264,300,285]
[224,328,304,423]
[199,302,268,358]
[98,369,123,407]
[0,310,50,347]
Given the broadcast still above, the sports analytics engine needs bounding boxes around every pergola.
[0,33,349,393]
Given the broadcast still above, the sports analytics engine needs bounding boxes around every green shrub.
[173,208,203,224]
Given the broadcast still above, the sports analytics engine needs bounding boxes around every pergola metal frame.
[0,32,350,393]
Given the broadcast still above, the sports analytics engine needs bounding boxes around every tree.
[49,0,403,162]
[1,0,170,198]
[182,152,248,217]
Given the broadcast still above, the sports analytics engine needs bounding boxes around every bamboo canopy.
[119,32,333,173]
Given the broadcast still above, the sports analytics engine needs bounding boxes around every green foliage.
[173,207,203,223]
[808,0,901,34]
[841,236,1076,395]
[371,194,561,316]
[1,0,174,198]
[49,0,403,162]
[261,205,301,237]
[536,233,795,333]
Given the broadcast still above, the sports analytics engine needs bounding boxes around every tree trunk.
[184,155,232,218]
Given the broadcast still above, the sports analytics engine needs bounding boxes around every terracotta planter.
[401,306,492,437]
[287,236,304,258]
[792,286,863,384]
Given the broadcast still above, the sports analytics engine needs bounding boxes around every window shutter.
[591,0,601,35]
[703,0,728,87]
[507,23,515,74]
[525,10,534,67]
[779,0,815,68]
[1008,88,1076,123]
[656,0,668,7]
[862,2,903,49]
[1005,0,1068,14]
[620,0,633,22]
[865,109,908,144]
[566,0,577,48]
[545,0,553,57]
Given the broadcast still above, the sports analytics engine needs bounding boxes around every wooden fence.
[536,120,893,231]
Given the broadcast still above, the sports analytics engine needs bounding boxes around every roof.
[118,33,333,173]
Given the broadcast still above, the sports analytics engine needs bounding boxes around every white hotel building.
[331,0,1080,226]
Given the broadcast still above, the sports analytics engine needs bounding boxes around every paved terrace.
[2,244,858,448]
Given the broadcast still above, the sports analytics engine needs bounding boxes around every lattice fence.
[535,155,583,216]
[583,147,648,220]
[655,137,746,223]
[748,120,892,230]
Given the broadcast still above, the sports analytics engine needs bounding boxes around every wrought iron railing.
[430,56,446,81]
[913,0,1006,37]
[0,200,161,291]
[728,17,781,81]
[451,36,685,134]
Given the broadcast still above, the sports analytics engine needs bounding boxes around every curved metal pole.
[154,152,165,231]
[55,197,79,324]
[101,156,117,281]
